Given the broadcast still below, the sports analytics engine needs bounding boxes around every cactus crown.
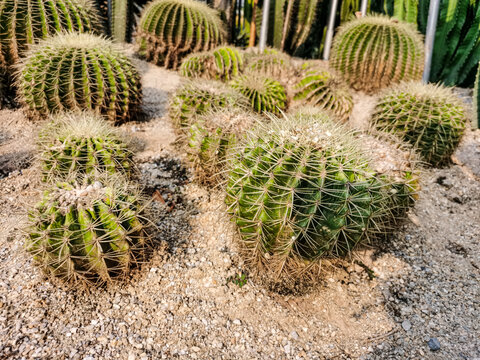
[231,74,287,115]
[27,176,149,286]
[16,32,142,123]
[39,112,135,182]
[371,82,468,166]
[137,0,225,69]
[330,15,424,93]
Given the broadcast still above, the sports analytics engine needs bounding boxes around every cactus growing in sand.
[330,15,424,93]
[371,82,468,166]
[16,33,142,123]
[137,0,225,69]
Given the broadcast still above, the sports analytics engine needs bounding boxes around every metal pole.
[322,0,339,60]
[423,0,440,83]
[258,0,271,52]
[360,0,368,16]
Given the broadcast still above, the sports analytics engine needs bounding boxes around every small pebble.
[427,338,441,351]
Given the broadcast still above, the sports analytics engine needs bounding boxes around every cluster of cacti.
[27,177,149,285]
[244,49,294,79]
[371,82,468,166]
[231,74,287,114]
[475,65,480,128]
[180,46,244,81]
[137,0,225,69]
[39,113,134,182]
[225,111,416,278]
[169,80,248,129]
[330,15,424,93]
[16,32,142,124]
[0,0,100,75]
[294,67,353,122]
[188,108,257,183]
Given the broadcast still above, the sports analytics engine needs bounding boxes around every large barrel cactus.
[371,82,468,166]
[226,110,416,278]
[16,32,142,124]
[0,0,100,74]
[137,0,225,69]
[330,15,424,93]
[180,46,244,81]
[39,112,134,182]
[27,177,149,285]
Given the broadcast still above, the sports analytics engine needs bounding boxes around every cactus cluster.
[16,32,142,124]
[294,67,353,122]
[231,74,287,115]
[39,112,134,182]
[169,80,248,129]
[225,110,416,278]
[27,177,149,285]
[371,82,468,166]
[180,46,244,81]
[330,15,424,93]
[137,0,225,69]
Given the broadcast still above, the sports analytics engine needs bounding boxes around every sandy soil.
[0,58,479,360]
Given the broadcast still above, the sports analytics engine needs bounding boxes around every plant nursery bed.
[0,57,479,360]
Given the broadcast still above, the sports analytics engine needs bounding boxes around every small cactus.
[180,46,244,81]
[137,0,225,69]
[225,110,416,279]
[330,15,424,93]
[169,80,248,129]
[371,82,468,166]
[27,176,150,286]
[244,48,294,79]
[231,74,287,115]
[16,32,142,123]
[294,67,353,122]
[39,112,134,182]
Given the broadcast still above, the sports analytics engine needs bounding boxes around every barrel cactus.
[0,0,100,75]
[294,67,353,122]
[39,112,134,182]
[330,15,424,93]
[169,80,248,129]
[244,48,294,79]
[27,177,149,285]
[137,0,225,69]
[225,111,416,278]
[16,32,142,124]
[231,74,287,115]
[180,46,244,81]
[371,82,468,166]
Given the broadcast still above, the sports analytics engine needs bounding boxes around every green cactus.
[330,15,424,93]
[0,0,101,75]
[225,111,416,278]
[16,32,142,124]
[137,0,226,69]
[169,80,248,129]
[294,67,353,122]
[180,46,244,81]
[371,82,468,166]
[39,112,134,182]
[475,65,480,128]
[231,74,287,115]
[27,176,149,285]
[244,48,294,79]
[110,0,134,42]
[188,108,258,183]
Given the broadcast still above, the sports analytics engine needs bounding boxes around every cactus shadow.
[141,86,169,121]
[0,150,33,179]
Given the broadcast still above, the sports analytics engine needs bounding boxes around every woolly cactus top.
[24,32,119,53]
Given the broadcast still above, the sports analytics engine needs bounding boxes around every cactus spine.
[330,15,424,93]
[16,32,142,124]
[137,0,226,69]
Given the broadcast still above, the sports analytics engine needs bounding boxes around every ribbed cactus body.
[137,0,225,69]
[16,33,142,123]
[27,179,148,285]
[371,82,468,166]
[40,113,134,182]
[170,80,248,129]
[0,0,100,72]
[110,0,134,42]
[330,16,424,93]
[231,74,287,114]
[244,49,293,79]
[180,46,244,81]
[294,68,353,122]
